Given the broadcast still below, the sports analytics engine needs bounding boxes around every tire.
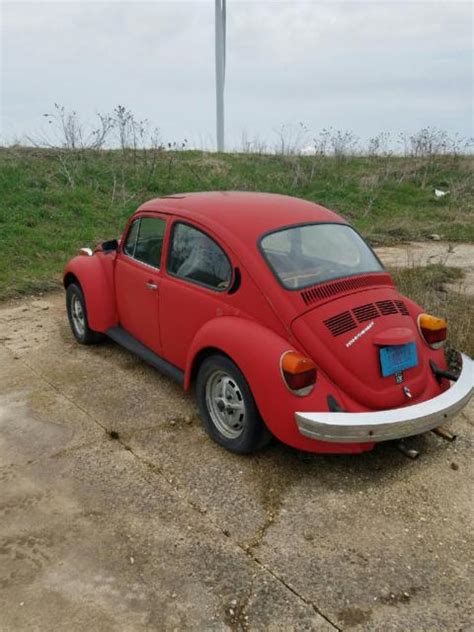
[66,283,104,345]
[196,354,272,454]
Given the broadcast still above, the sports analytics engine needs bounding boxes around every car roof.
[137,192,346,245]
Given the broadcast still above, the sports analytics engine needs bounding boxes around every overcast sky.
[1,0,472,149]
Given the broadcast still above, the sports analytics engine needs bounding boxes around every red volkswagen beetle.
[64,192,473,454]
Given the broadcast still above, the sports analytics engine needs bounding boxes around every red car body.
[64,192,473,454]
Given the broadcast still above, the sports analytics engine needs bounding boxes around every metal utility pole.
[215,0,226,152]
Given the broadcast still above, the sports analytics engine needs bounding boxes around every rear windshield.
[260,223,383,289]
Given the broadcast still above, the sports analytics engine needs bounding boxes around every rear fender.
[185,317,355,450]
[64,254,118,332]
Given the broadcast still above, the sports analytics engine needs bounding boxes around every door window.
[123,217,166,269]
[123,219,139,257]
[167,223,232,290]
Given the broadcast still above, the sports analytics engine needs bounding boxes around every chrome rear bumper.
[295,353,473,443]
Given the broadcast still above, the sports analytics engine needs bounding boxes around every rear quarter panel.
[185,316,372,453]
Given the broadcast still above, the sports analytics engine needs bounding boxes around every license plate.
[379,342,418,377]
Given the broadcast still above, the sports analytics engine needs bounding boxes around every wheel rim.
[71,294,86,336]
[205,370,246,439]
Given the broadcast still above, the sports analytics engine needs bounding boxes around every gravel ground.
[0,282,472,631]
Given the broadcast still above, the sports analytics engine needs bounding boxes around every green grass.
[0,146,473,300]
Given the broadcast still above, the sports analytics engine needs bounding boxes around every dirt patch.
[375,241,474,295]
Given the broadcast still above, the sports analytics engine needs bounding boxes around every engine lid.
[291,287,428,409]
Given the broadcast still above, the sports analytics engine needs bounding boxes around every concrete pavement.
[0,294,472,631]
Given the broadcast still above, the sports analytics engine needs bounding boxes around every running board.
[106,326,184,386]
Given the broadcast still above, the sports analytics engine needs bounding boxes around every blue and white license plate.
[379,342,418,377]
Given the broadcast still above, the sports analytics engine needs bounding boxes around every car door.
[159,220,233,369]
[115,214,167,354]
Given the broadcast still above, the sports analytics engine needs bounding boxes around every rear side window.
[167,223,232,290]
[123,217,166,268]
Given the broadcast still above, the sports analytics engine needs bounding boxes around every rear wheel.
[66,283,104,345]
[196,354,271,454]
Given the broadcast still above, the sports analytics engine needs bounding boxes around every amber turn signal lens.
[418,313,447,349]
[280,351,317,396]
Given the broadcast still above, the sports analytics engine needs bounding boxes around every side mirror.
[101,239,119,253]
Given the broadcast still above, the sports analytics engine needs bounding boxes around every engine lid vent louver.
[353,303,379,322]
[324,311,357,336]
[376,300,398,315]
[394,300,410,315]
[300,273,393,306]
[324,299,411,337]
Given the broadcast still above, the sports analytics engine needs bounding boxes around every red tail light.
[280,351,317,396]
[418,313,447,349]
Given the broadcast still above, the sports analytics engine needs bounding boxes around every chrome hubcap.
[71,294,86,336]
[205,370,246,439]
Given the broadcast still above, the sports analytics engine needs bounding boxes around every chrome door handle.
[145,282,158,290]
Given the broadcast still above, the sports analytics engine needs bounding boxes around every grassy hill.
[0,146,472,299]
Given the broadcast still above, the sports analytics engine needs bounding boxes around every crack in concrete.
[244,511,277,554]
[246,553,342,631]
[119,439,341,630]
[223,579,254,631]
[5,351,340,630]
[241,463,303,556]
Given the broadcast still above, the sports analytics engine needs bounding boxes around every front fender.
[185,317,360,452]
[64,254,117,332]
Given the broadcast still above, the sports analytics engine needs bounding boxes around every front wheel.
[196,354,271,454]
[66,283,104,345]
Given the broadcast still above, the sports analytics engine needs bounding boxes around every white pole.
[215,0,226,152]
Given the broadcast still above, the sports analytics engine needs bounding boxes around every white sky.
[1,0,472,149]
